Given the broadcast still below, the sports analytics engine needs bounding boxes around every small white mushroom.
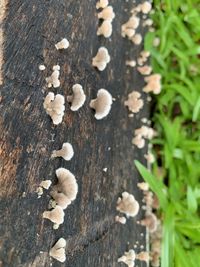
[43,92,65,125]
[43,205,65,226]
[126,60,136,67]
[51,142,74,161]
[124,91,144,113]
[116,192,139,217]
[121,15,140,38]
[39,65,46,71]
[132,33,142,45]
[67,84,86,111]
[49,238,66,263]
[98,6,115,21]
[143,74,162,94]
[141,1,152,14]
[141,212,158,233]
[55,38,69,50]
[50,168,78,209]
[92,47,110,71]
[136,251,150,262]
[137,65,152,75]
[115,215,127,224]
[118,249,136,267]
[90,89,112,120]
[137,182,149,191]
[96,0,108,9]
[40,180,52,190]
[46,66,60,88]
[97,20,112,38]
[143,18,153,27]
[132,135,145,148]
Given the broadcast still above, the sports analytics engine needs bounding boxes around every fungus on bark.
[67,84,86,111]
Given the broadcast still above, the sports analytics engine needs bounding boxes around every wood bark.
[0,1,149,266]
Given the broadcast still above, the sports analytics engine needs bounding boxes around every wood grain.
[0,0,149,266]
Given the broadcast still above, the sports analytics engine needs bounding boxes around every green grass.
[135,1,200,266]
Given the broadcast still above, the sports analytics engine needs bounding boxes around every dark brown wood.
[0,0,149,266]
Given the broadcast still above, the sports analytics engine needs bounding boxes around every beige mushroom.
[51,142,74,161]
[90,89,112,120]
[98,6,115,21]
[55,38,69,50]
[141,212,158,233]
[124,91,144,113]
[97,20,112,38]
[118,249,136,267]
[43,205,65,226]
[43,92,65,125]
[136,251,150,262]
[40,180,52,190]
[46,65,60,88]
[96,0,108,9]
[137,182,149,191]
[116,192,139,217]
[126,60,136,67]
[49,238,66,263]
[121,15,140,38]
[115,215,127,224]
[50,168,78,209]
[92,47,110,71]
[132,135,145,149]
[143,74,162,94]
[39,64,46,71]
[67,84,86,111]
[137,65,152,75]
[141,1,152,14]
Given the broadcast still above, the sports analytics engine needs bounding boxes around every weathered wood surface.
[0,1,149,266]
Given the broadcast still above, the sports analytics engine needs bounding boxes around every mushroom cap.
[92,47,110,71]
[51,142,74,161]
[118,249,136,267]
[141,212,158,233]
[50,191,72,209]
[43,205,65,225]
[116,192,140,217]
[141,1,152,14]
[55,168,78,201]
[49,238,66,263]
[137,65,152,75]
[55,38,69,50]
[96,0,108,9]
[124,91,143,113]
[97,6,115,21]
[67,84,86,111]
[90,89,112,120]
[97,20,112,38]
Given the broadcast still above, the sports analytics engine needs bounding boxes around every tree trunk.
[0,1,149,266]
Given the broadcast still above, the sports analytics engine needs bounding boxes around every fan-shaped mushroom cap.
[96,0,108,9]
[67,84,86,111]
[90,89,113,120]
[43,205,65,225]
[97,20,112,38]
[49,238,66,262]
[116,192,139,217]
[118,249,136,267]
[51,142,74,161]
[92,47,110,71]
[141,212,158,233]
[124,91,144,113]
[98,6,115,21]
[55,38,69,50]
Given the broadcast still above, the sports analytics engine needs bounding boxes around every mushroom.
[137,65,152,75]
[136,251,150,262]
[135,126,154,140]
[126,60,136,67]
[92,47,110,71]
[96,0,108,9]
[118,249,136,267]
[137,182,149,191]
[116,192,139,217]
[141,1,152,14]
[144,152,155,163]
[124,91,144,113]
[143,74,162,94]
[39,65,46,71]
[51,142,74,161]
[40,180,52,190]
[67,84,86,111]
[115,215,127,224]
[90,89,112,120]
[141,212,158,233]
[98,6,115,21]
[43,92,65,125]
[49,238,66,263]
[46,65,60,88]
[132,135,145,149]
[50,168,78,209]
[121,15,140,38]
[43,205,65,226]
[55,38,69,50]
[132,33,142,45]
[97,20,112,38]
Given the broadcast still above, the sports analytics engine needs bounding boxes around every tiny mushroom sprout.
[124,91,144,114]
[51,142,74,161]
[55,38,69,50]
[46,65,60,88]
[143,74,162,94]
[43,92,65,125]
[49,238,66,263]
[67,83,86,111]
[92,47,110,71]
[90,89,113,120]
[96,0,108,9]
[141,212,158,233]
[131,33,142,45]
[137,65,152,75]
[116,192,139,217]
[43,205,65,227]
[97,20,112,38]
[118,249,136,267]
[97,6,115,21]
[50,168,78,209]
